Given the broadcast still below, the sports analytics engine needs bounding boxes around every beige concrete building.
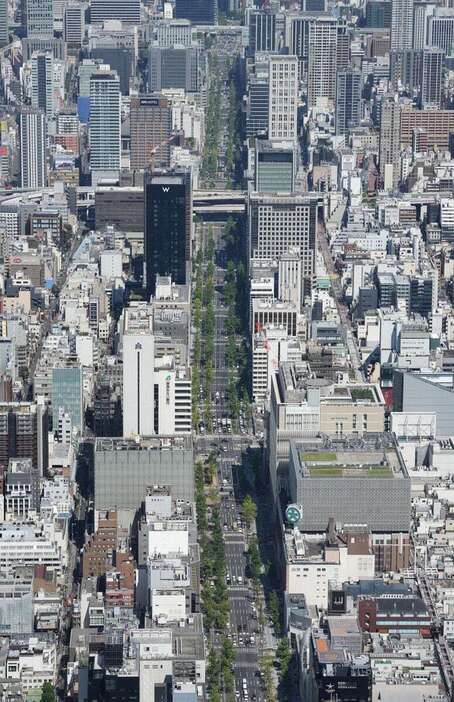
[320,384,385,435]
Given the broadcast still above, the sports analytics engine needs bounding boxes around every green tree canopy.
[242,495,257,529]
[40,682,56,702]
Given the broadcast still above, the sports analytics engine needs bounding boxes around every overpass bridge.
[193,190,246,215]
[0,186,248,216]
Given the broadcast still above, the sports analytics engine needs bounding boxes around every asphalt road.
[196,215,265,699]
[204,433,264,702]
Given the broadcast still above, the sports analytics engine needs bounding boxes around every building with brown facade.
[130,94,172,171]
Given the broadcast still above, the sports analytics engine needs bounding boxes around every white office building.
[122,305,155,438]
[268,55,298,142]
[391,0,414,50]
[307,16,338,109]
[122,304,192,438]
[89,68,121,182]
[20,109,47,188]
[248,193,318,288]
[26,0,53,36]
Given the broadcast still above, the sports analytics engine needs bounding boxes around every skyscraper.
[144,171,192,297]
[413,2,434,50]
[153,19,193,47]
[335,70,362,135]
[19,109,47,188]
[63,3,85,48]
[268,55,298,142]
[248,192,318,292]
[130,95,172,171]
[255,140,296,193]
[307,15,338,109]
[89,68,121,182]
[389,50,422,91]
[0,0,8,47]
[51,365,83,435]
[0,402,48,477]
[26,0,53,36]
[149,47,199,93]
[122,307,155,438]
[336,22,351,71]
[422,46,444,107]
[90,0,140,25]
[365,0,392,28]
[246,75,269,138]
[379,98,401,190]
[175,0,217,25]
[248,10,276,54]
[426,9,454,53]
[31,53,54,119]
[391,0,414,51]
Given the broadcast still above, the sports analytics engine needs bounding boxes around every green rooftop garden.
[350,387,376,402]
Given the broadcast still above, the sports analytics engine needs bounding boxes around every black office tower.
[144,171,192,296]
[175,0,217,25]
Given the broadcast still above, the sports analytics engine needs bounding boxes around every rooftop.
[293,435,407,480]
[95,436,192,452]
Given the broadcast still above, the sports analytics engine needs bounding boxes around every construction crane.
[148,131,183,171]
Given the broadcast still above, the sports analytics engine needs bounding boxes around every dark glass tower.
[175,0,217,25]
[144,170,192,297]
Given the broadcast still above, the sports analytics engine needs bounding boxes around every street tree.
[40,683,56,702]
[242,495,257,529]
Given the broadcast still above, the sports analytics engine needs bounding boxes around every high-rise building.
[78,58,104,96]
[121,304,192,438]
[336,22,351,71]
[427,9,454,53]
[0,402,48,477]
[379,98,401,190]
[153,19,193,47]
[90,0,140,25]
[19,108,47,188]
[130,95,172,171]
[26,0,53,36]
[301,0,326,10]
[255,140,296,193]
[391,0,414,50]
[149,47,199,93]
[389,50,422,91]
[248,193,318,291]
[144,170,192,297]
[400,107,454,148]
[307,15,338,109]
[246,75,269,138]
[31,53,54,119]
[63,3,85,48]
[89,68,121,182]
[51,365,83,435]
[413,1,435,50]
[248,10,276,54]
[365,0,392,28]
[286,15,308,64]
[90,46,133,95]
[335,70,362,135]
[422,46,444,107]
[122,306,155,438]
[268,55,298,142]
[175,0,217,25]
[0,0,8,47]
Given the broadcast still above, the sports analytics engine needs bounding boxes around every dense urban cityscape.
[1,0,454,700]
